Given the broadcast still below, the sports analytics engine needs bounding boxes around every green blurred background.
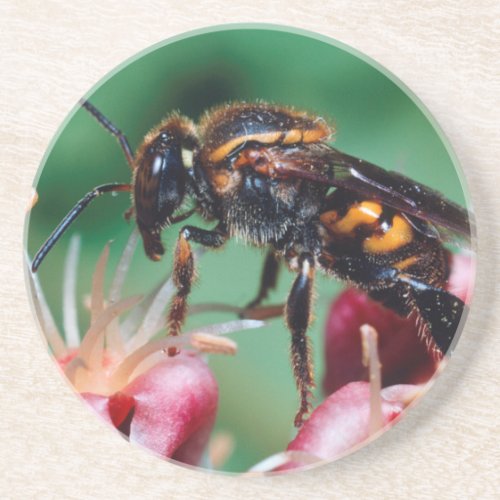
[26,26,468,472]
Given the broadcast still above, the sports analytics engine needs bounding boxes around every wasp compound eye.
[134,119,198,260]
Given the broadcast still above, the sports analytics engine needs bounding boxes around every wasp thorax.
[134,115,198,260]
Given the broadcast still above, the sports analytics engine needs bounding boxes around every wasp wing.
[268,144,472,241]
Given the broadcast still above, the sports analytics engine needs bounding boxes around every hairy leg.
[167,225,226,354]
[285,253,316,427]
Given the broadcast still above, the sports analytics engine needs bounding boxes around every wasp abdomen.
[320,199,416,256]
[318,192,456,354]
[318,192,450,290]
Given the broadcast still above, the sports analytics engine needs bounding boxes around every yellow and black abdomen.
[317,189,461,355]
[318,189,448,287]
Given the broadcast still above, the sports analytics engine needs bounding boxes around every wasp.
[31,100,471,427]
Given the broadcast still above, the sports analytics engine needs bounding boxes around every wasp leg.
[170,208,197,225]
[167,226,226,355]
[243,250,280,313]
[80,100,135,169]
[31,183,132,272]
[285,253,316,427]
[124,206,135,222]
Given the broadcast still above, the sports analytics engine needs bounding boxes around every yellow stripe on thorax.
[209,124,329,163]
[209,132,282,163]
[363,215,413,253]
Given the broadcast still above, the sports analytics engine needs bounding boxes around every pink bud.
[280,382,418,469]
[323,289,436,395]
[81,352,218,466]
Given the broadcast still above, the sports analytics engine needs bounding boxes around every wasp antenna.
[80,99,135,169]
[31,183,132,273]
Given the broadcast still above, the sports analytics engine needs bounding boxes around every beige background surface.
[1,1,499,498]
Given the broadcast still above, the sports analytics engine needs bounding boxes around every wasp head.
[134,115,198,260]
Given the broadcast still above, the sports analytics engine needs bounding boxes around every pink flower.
[284,382,419,465]
[30,234,263,468]
[53,297,224,467]
[251,326,421,473]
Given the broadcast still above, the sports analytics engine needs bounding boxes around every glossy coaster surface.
[25,25,475,474]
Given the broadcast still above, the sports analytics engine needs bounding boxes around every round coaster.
[25,25,475,474]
